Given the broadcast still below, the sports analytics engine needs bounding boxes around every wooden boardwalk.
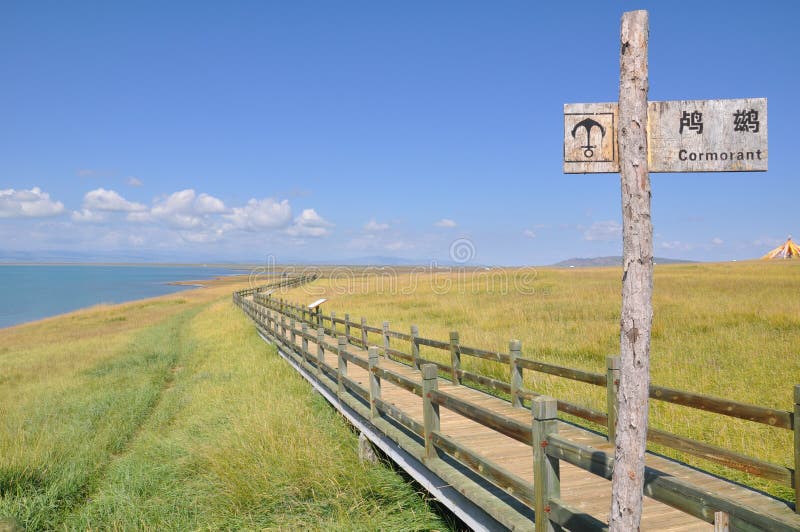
[235,289,800,531]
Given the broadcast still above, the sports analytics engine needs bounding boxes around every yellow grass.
[274,260,800,499]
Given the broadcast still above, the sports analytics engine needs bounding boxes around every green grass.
[0,285,447,530]
[276,260,800,501]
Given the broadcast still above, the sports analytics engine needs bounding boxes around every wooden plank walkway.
[240,294,800,531]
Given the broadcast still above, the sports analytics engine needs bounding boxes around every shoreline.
[0,269,252,331]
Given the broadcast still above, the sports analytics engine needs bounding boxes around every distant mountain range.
[553,256,695,268]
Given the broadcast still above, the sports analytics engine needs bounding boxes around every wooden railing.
[233,289,800,529]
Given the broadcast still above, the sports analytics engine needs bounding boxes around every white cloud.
[194,193,226,214]
[179,228,225,244]
[127,177,143,187]
[523,229,536,239]
[711,237,724,246]
[83,188,147,212]
[287,208,333,237]
[364,219,389,232]
[385,240,413,251]
[71,209,107,223]
[0,187,65,218]
[225,197,292,231]
[127,211,152,223]
[660,240,691,251]
[150,189,226,229]
[583,220,621,241]
[435,218,457,228]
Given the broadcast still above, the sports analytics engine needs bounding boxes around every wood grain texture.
[612,9,652,532]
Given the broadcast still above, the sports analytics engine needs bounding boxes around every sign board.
[648,98,767,172]
[563,103,619,173]
[564,98,768,173]
[307,298,327,309]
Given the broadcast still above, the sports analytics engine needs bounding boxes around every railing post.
[337,336,348,397]
[382,321,390,359]
[316,327,325,376]
[281,314,286,339]
[301,323,308,360]
[449,331,461,385]
[532,396,560,532]
[410,325,420,371]
[421,363,440,460]
[794,384,800,513]
[290,318,296,345]
[331,311,337,335]
[361,317,368,347]
[607,355,621,444]
[714,511,730,532]
[510,339,523,408]
[344,313,351,342]
[267,311,274,336]
[368,346,381,419]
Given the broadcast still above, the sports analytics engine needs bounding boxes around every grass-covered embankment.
[0,280,447,530]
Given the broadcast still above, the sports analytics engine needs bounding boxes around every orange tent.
[762,236,800,259]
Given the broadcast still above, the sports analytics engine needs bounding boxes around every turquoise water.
[0,265,241,329]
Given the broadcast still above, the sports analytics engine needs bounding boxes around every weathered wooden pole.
[606,355,621,444]
[794,384,800,513]
[610,10,652,531]
[532,396,559,532]
[410,325,420,370]
[449,331,461,385]
[368,346,381,419]
[421,363,440,460]
[360,317,368,347]
[509,339,523,408]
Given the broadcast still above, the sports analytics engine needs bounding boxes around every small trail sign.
[563,98,768,173]
[563,103,619,173]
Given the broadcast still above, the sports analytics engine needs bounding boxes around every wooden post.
[301,323,309,359]
[611,10,652,532]
[532,396,560,532]
[368,346,381,419]
[449,331,461,385]
[290,318,296,345]
[421,363,440,460]
[344,313,351,341]
[316,327,325,376]
[714,511,730,532]
[382,321,390,359]
[794,384,800,513]
[337,335,347,397]
[410,325,420,370]
[331,311,337,335]
[607,355,621,444]
[361,317,368,347]
[510,339,523,408]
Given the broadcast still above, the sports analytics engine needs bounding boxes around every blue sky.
[1,1,797,265]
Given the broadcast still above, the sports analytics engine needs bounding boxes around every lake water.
[0,265,241,329]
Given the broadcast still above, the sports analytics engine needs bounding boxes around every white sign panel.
[563,98,767,173]
[648,98,767,172]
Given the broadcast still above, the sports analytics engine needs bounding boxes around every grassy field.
[274,260,800,500]
[0,276,447,530]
